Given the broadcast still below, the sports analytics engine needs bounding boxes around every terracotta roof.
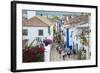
[22,16,55,27]
[38,16,55,25]
[64,15,89,25]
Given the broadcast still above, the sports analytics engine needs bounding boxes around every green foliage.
[51,16,59,21]
[77,49,82,60]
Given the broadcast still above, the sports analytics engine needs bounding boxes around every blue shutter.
[66,28,70,49]
[48,26,50,34]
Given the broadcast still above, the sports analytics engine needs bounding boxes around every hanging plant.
[43,38,52,46]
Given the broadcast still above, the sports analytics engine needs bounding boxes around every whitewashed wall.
[66,23,89,51]
[23,26,49,45]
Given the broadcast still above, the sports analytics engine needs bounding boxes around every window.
[23,29,28,35]
[38,30,43,36]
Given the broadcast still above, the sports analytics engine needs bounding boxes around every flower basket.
[23,47,45,62]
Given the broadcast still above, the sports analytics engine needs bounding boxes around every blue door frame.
[66,28,69,48]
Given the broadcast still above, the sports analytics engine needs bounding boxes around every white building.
[22,16,55,48]
[22,16,55,62]
[63,15,91,59]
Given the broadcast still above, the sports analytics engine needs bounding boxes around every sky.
[22,10,84,19]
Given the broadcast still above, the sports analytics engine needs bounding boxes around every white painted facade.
[65,23,89,49]
[23,26,51,62]
[44,45,51,62]
[23,26,50,45]
[68,23,90,59]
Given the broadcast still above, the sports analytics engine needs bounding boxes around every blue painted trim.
[66,29,70,48]
[48,26,50,34]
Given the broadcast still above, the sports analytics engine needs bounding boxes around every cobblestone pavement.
[50,43,77,61]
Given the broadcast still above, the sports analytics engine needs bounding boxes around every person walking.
[67,49,71,58]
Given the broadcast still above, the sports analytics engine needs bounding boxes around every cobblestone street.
[50,43,77,61]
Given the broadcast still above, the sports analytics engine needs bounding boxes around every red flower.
[37,48,45,53]
[23,47,44,62]
[23,48,36,62]
[28,54,35,62]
